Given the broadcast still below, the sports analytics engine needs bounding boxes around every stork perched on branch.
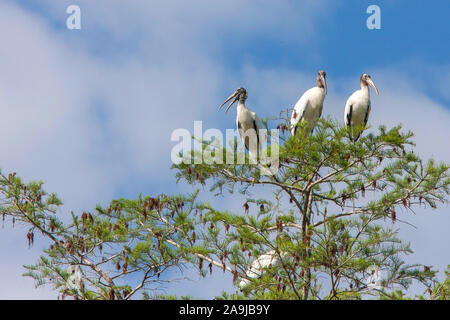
[290,70,327,136]
[239,250,285,289]
[344,73,379,141]
[219,87,264,160]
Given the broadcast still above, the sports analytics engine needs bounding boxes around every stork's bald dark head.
[360,73,370,83]
[360,73,379,95]
[316,70,327,95]
[219,87,249,113]
[236,87,248,101]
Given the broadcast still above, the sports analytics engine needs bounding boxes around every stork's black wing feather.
[363,103,370,127]
[346,104,353,128]
[253,119,260,148]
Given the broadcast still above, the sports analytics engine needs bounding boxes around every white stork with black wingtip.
[290,70,327,136]
[219,87,264,161]
[344,73,379,141]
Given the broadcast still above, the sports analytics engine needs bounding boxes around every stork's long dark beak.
[321,75,327,95]
[367,78,379,95]
[225,96,239,113]
[219,90,239,113]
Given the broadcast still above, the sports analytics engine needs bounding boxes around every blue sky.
[0,0,449,299]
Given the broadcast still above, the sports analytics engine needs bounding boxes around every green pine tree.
[1,117,448,300]
[173,117,449,300]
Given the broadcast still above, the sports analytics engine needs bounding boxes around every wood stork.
[239,250,284,289]
[219,87,263,160]
[344,73,379,141]
[290,70,327,136]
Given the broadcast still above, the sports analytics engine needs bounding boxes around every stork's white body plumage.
[290,70,327,136]
[219,88,263,159]
[344,87,371,131]
[290,87,326,135]
[239,250,283,289]
[236,101,263,158]
[344,74,379,141]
